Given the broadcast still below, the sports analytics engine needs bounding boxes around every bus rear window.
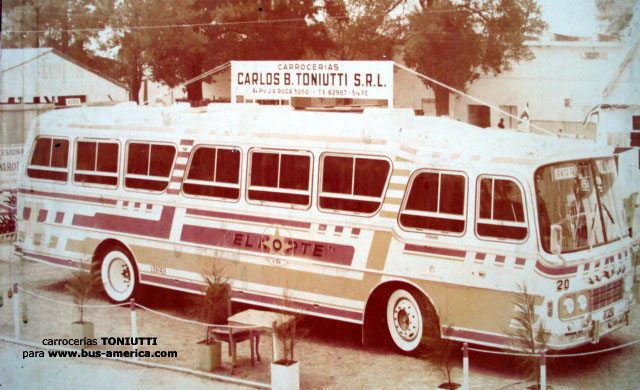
[183,146,241,200]
[247,150,311,207]
[74,140,119,187]
[476,177,527,240]
[319,154,390,215]
[400,171,466,234]
[125,142,176,192]
[27,137,69,181]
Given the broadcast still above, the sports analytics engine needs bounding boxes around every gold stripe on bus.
[69,123,172,132]
[33,233,42,246]
[451,153,461,160]
[403,250,466,262]
[392,169,411,177]
[379,211,398,219]
[48,236,59,249]
[491,156,536,165]
[66,238,101,257]
[253,132,387,145]
[399,145,418,155]
[388,183,407,191]
[471,155,482,161]
[131,245,378,301]
[383,197,402,205]
[18,231,25,242]
[395,156,413,163]
[365,231,392,271]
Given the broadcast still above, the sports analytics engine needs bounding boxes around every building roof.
[1,48,127,90]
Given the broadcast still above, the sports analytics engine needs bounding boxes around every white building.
[0,48,127,105]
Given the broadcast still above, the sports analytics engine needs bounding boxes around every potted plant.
[195,265,231,372]
[421,311,461,390]
[271,291,302,390]
[65,269,100,341]
[508,283,550,390]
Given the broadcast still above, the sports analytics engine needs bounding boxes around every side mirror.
[550,224,563,254]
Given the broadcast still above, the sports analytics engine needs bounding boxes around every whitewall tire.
[386,289,425,352]
[100,249,137,303]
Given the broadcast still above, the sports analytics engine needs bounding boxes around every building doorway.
[468,105,490,128]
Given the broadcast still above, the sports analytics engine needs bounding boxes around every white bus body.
[16,103,634,352]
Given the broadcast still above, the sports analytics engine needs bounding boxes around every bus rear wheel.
[100,248,138,303]
[386,289,428,353]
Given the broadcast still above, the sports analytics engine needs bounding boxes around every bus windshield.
[535,157,627,253]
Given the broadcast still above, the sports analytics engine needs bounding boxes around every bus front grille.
[589,279,623,311]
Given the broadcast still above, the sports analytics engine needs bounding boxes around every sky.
[538,0,602,36]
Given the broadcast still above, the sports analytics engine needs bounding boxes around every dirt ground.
[2,250,640,390]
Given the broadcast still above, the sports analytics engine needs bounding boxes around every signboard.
[231,61,394,105]
[0,143,24,192]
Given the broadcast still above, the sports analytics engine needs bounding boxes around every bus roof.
[32,103,612,168]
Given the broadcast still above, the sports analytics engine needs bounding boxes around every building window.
[400,170,466,234]
[247,149,312,207]
[319,154,391,215]
[476,176,527,240]
[27,136,69,181]
[183,145,241,200]
[74,140,119,187]
[125,142,176,192]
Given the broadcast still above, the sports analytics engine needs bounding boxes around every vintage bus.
[16,102,634,352]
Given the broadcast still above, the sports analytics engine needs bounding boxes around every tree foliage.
[596,0,637,37]
[65,270,100,323]
[403,0,547,116]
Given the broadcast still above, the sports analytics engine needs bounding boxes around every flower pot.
[195,340,222,371]
[71,321,94,342]
[271,360,299,390]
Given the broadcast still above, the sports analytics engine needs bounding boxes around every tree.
[1,0,120,80]
[321,0,401,60]
[596,0,637,37]
[403,0,547,116]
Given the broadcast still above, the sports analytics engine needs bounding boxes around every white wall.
[1,51,127,103]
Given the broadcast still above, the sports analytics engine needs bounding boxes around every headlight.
[577,294,588,312]
[563,297,575,315]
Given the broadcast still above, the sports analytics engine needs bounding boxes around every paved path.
[0,341,255,390]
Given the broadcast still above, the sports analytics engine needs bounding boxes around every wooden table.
[227,309,294,362]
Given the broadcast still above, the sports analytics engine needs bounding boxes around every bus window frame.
[181,144,242,203]
[123,140,177,194]
[26,135,70,184]
[316,152,393,218]
[72,137,121,190]
[474,174,529,243]
[246,147,314,210]
[398,168,469,237]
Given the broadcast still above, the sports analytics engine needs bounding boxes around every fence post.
[130,299,138,360]
[539,351,546,390]
[272,320,278,362]
[13,283,20,339]
[463,343,469,390]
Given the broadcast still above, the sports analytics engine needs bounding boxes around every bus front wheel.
[100,248,137,303]
[386,289,427,353]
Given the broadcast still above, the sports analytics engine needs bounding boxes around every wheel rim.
[101,250,135,302]
[386,289,424,352]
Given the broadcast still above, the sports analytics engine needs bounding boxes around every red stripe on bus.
[443,327,512,347]
[37,210,48,223]
[475,252,486,260]
[177,152,190,158]
[180,224,354,266]
[170,177,183,183]
[72,206,175,239]
[185,208,311,229]
[335,226,344,233]
[55,212,65,223]
[22,251,89,270]
[515,257,526,266]
[146,203,153,210]
[495,255,505,263]
[19,188,118,205]
[404,244,466,259]
[167,189,180,195]
[140,274,363,322]
[180,140,195,146]
[535,261,578,276]
[134,202,141,209]
[175,164,187,170]
[23,207,31,220]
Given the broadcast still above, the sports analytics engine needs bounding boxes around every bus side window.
[476,176,527,240]
[183,146,241,200]
[124,142,176,192]
[27,136,69,182]
[247,149,312,207]
[318,154,391,215]
[74,140,119,187]
[399,170,466,234]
